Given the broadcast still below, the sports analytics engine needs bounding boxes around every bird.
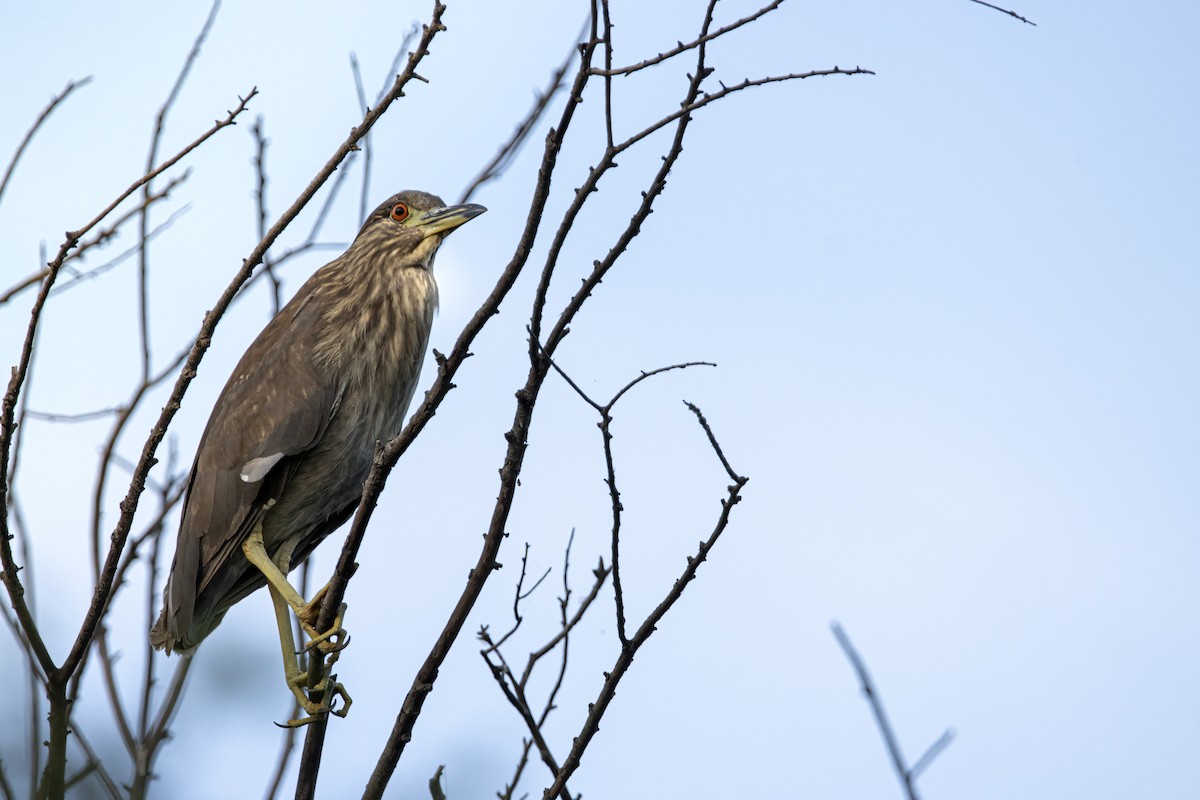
[151,190,485,725]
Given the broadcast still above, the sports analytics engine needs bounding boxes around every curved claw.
[303,630,350,657]
[299,602,350,655]
[278,676,352,728]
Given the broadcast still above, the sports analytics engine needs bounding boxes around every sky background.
[2,1,1198,798]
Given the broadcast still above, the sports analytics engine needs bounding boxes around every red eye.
[390,202,410,222]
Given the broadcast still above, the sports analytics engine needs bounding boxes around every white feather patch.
[241,453,284,483]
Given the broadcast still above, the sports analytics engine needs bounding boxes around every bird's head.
[351,190,486,271]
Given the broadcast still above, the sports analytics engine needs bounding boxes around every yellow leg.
[241,525,348,649]
[242,524,352,726]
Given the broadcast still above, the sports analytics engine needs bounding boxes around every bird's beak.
[415,203,487,238]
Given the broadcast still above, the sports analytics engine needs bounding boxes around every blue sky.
[1,1,1197,798]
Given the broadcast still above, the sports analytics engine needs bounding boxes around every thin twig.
[88,347,191,591]
[349,53,372,225]
[542,401,748,799]
[1,170,187,309]
[521,556,609,689]
[0,89,260,685]
[541,353,715,645]
[832,622,954,800]
[0,77,93,211]
[964,0,1035,26]
[613,67,874,163]
[480,544,543,655]
[286,5,452,795]
[601,0,614,149]
[482,531,609,800]
[72,726,122,800]
[251,116,283,315]
[356,23,604,800]
[137,440,182,741]
[910,728,956,780]
[457,28,581,205]
[137,0,218,385]
[51,202,193,300]
[0,757,14,800]
[591,0,786,77]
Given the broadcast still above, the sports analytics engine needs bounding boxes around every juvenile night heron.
[151,191,485,725]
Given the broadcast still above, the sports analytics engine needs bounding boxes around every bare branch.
[0,757,14,800]
[51,202,192,301]
[2,171,189,309]
[543,402,749,799]
[522,556,609,690]
[458,24,582,205]
[910,727,956,781]
[601,1,614,149]
[78,1,444,691]
[0,93,259,674]
[592,0,786,77]
[354,27,605,800]
[832,622,954,800]
[482,531,609,800]
[88,346,191,592]
[70,727,122,800]
[964,0,1035,26]
[137,0,219,385]
[282,4,456,794]
[612,66,874,161]
[349,52,373,225]
[251,116,283,315]
[0,77,93,211]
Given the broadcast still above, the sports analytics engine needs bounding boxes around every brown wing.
[158,277,341,647]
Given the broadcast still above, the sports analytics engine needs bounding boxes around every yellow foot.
[298,597,350,656]
[279,669,353,728]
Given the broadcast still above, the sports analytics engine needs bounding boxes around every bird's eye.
[390,202,410,222]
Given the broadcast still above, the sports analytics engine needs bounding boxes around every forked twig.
[832,622,955,800]
[540,349,716,645]
[481,530,610,799]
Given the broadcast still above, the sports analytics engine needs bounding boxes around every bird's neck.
[311,255,440,389]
